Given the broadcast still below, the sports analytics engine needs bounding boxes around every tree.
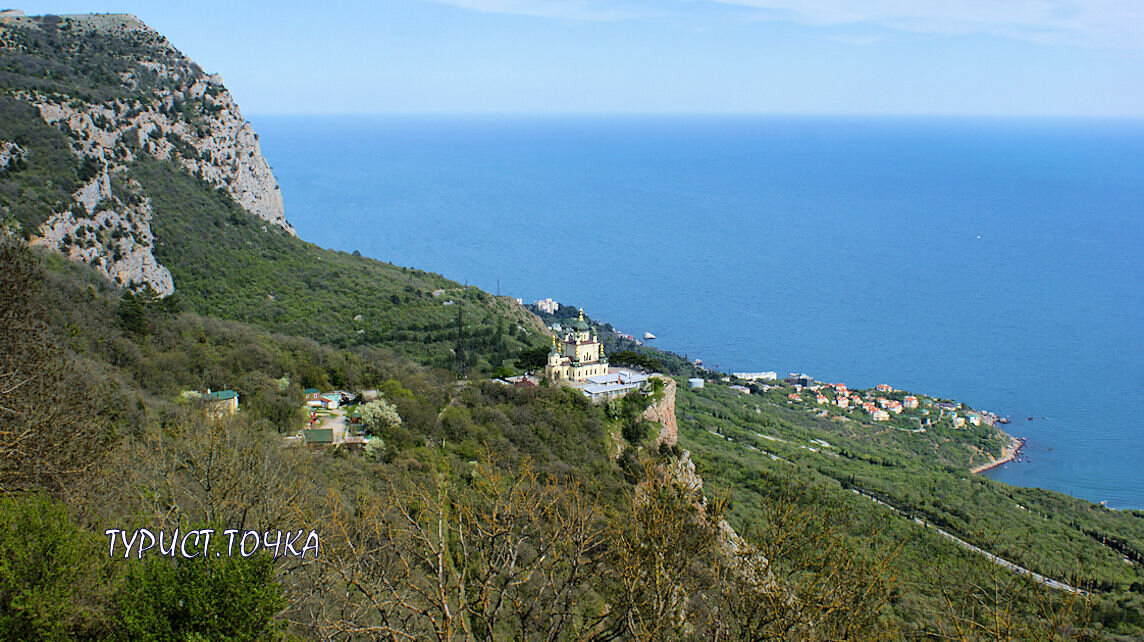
[358,398,402,437]
[0,237,119,496]
[115,548,287,641]
[0,493,113,640]
[308,458,607,640]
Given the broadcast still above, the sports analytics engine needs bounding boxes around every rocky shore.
[970,436,1025,474]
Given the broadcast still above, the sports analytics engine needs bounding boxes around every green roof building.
[303,428,334,445]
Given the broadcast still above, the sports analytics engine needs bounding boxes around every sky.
[12,0,1144,116]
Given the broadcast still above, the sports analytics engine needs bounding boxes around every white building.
[574,369,651,403]
[733,372,778,381]
[535,298,560,314]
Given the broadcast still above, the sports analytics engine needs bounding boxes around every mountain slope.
[0,12,546,370]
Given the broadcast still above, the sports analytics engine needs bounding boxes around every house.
[318,393,340,410]
[343,435,367,453]
[501,374,539,388]
[303,428,334,447]
[815,394,829,404]
[951,415,966,428]
[202,389,239,417]
[304,389,326,408]
[903,396,919,409]
[967,413,981,426]
[835,396,850,409]
[871,409,890,422]
[786,373,814,388]
[876,384,894,393]
[787,393,802,402]
[730,385,752,395]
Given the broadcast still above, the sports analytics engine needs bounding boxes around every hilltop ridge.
[1,11,289,294]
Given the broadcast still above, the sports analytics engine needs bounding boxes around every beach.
[971,436,1025,474]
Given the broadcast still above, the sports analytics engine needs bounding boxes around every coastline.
[970,436,1025,474]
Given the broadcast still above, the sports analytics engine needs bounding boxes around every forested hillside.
[1,11,1142,641]
[676,382,1144,637]
[3,239,903,640]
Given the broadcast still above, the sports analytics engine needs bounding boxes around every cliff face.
[643,376,679,446]
[0,13,291,295]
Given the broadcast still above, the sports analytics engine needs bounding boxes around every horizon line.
[245,111,1144,120]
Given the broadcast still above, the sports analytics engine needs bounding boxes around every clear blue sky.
[14,0,1144,116]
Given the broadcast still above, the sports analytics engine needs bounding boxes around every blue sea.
[252,115,1144,509]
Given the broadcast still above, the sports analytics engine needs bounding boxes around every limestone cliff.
[643,375,679,446]
[640,376,770,590]
[0,13,292,295]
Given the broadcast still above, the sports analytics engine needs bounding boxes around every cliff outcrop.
[0,13,292,295]
[643,375,679,446]
[639,377,771,591]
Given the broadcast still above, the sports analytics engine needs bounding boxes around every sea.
[251,115,1144,509]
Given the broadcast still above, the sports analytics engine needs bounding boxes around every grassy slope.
[135,155,548,374]
[677,380,1144,636]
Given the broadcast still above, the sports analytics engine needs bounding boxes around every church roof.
[571,307,590,331]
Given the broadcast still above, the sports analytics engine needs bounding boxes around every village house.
[787,373,814,388]
[303,428,334,448]
[871,409,890,422]
[189,389,239,419]
[835,396,850,409]
[903,395,919,409]
[876,384,894,393]
[343,435,367,453]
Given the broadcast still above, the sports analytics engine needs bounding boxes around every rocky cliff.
[639,377,770,590]
[643,375,679,446]
[0,13,291,295]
